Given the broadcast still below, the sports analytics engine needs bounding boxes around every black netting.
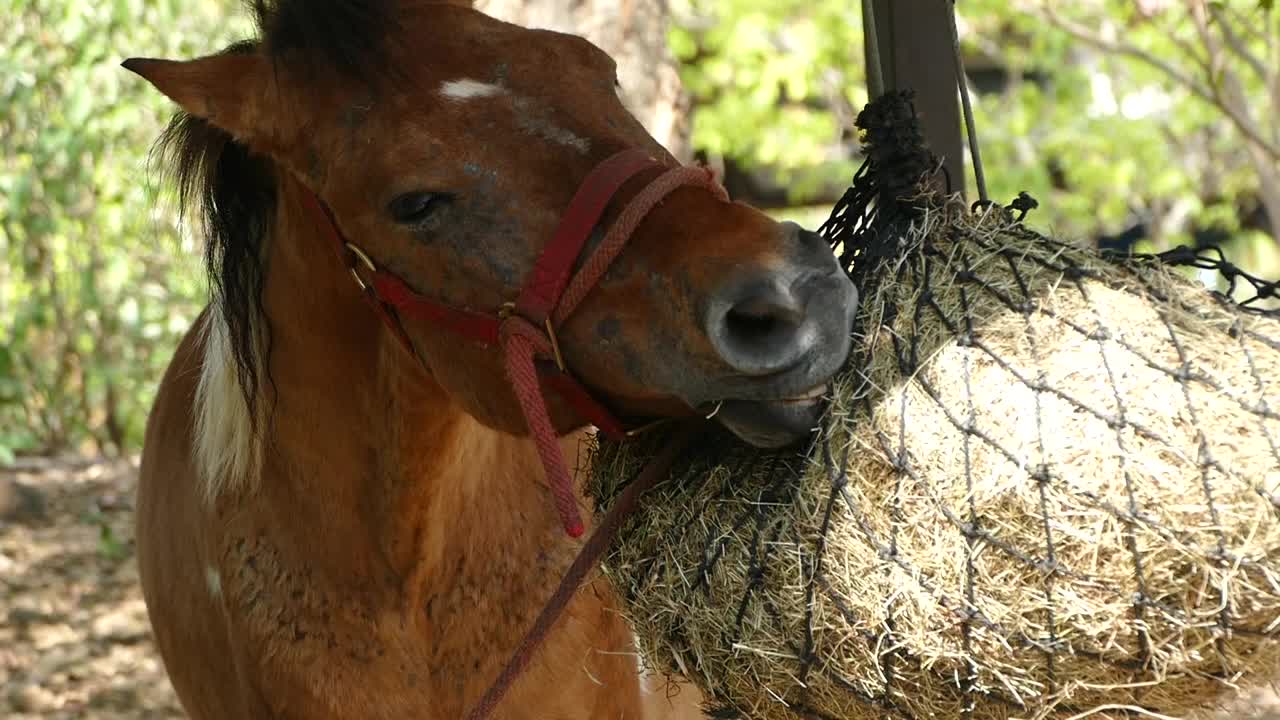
[590,91,1280,720]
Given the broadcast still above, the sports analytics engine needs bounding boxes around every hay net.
[588,91,1280,719]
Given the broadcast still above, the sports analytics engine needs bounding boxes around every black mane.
[253,0,399,82]
[154,0,398,417]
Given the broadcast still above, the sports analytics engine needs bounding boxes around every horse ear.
[123,53,289,152]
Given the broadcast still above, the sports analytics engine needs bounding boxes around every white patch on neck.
[205,566,222,598]
[440,79,506,101]
[194,304,263,504]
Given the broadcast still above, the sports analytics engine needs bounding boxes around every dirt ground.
[1,458,1278,719]
[1,458,181,719]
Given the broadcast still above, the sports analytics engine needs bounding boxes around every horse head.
[126,0,856,451]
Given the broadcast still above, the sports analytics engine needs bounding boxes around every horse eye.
[388,192,450,225]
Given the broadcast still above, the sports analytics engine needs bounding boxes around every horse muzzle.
[698,227,858,448]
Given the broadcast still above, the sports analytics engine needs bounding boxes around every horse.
[126,1,858,717]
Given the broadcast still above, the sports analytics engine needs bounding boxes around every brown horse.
[127,1,857,718]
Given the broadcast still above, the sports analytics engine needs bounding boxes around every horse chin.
[707,395,826,449]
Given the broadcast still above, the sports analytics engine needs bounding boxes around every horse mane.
[154,0,398,501]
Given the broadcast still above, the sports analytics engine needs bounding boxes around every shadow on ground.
[2,458,181,719]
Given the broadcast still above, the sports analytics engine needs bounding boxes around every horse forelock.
[251,0,401,84]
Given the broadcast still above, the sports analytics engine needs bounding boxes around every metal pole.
[861,0,885,100]
[947,0,989,203]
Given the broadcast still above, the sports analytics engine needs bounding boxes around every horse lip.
[700,394,827,449]
[777,383,829,403]
[695,380,831,411]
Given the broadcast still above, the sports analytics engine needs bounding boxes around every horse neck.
[253,176,578,609]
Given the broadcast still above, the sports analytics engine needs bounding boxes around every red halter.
[303,149,728,537]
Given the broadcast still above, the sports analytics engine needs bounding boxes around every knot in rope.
[499,316,584,537]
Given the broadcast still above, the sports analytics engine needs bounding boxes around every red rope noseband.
[303,149,728,537]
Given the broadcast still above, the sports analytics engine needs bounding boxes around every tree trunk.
[474,0,693,162]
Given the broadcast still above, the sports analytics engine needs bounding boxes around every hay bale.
[589,199,1280,719]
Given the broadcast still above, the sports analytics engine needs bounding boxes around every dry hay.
[588,180,1280,717]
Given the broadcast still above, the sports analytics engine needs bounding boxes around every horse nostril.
[724,296,801,344]
[708,283,815,376]
[725,308,779,345]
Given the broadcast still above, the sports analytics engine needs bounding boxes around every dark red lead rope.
[463,428,696,720]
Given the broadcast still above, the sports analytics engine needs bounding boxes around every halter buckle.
[499,303,567,373]
[544,318,566,372]
[345,242,377,292]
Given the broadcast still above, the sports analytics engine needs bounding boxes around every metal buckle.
[498,303,567,372]
[544,318,566,372]
[345,242,377,292]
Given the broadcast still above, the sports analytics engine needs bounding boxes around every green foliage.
[679,0,1280,289]
[0,0,250,458]
[669,0,865,204]
[965,1,1279,252]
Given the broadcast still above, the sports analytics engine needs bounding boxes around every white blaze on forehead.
[440,78,506,101]
[438,78,591,154]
